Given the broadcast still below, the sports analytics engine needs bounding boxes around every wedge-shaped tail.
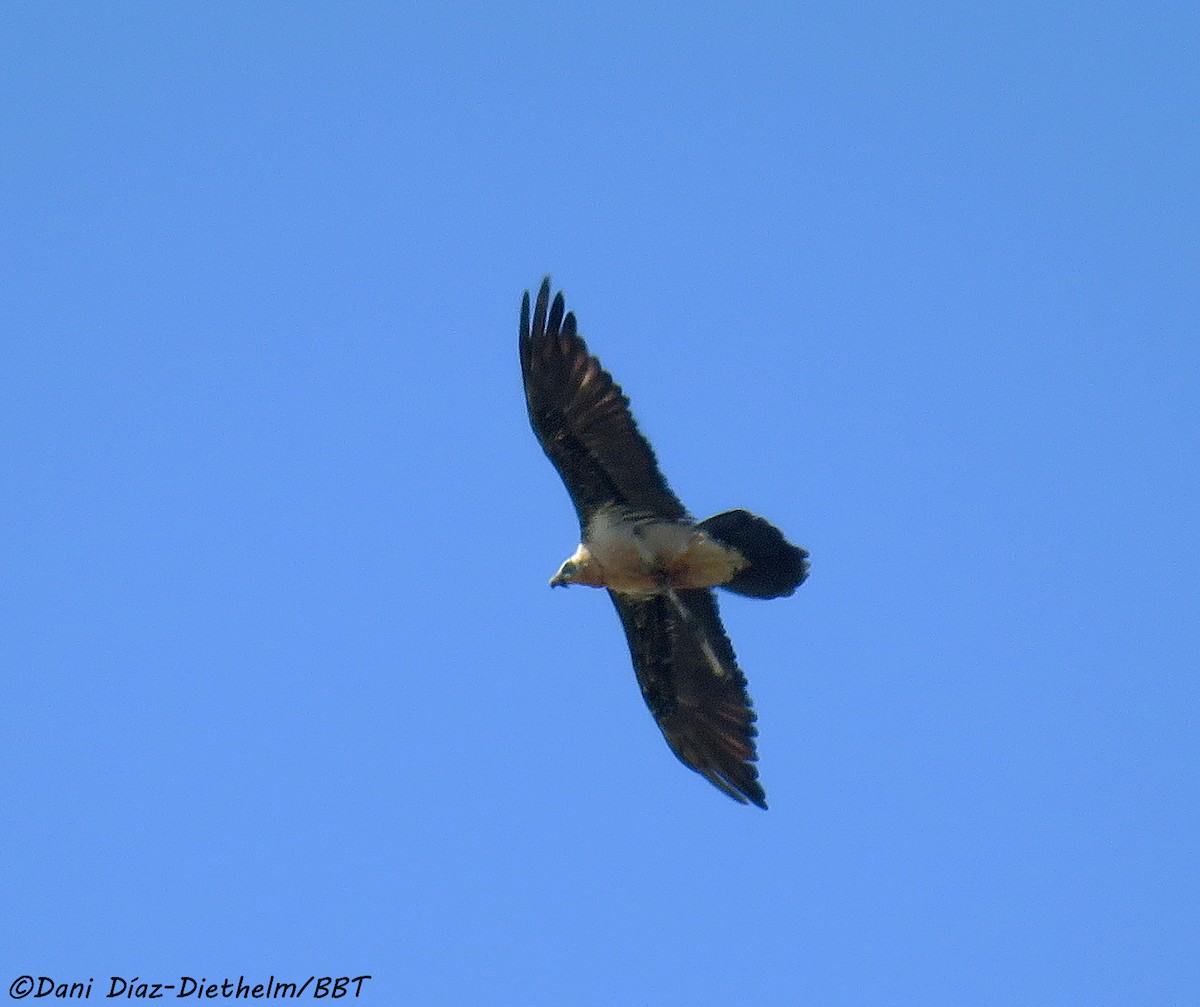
[699,509,810,599]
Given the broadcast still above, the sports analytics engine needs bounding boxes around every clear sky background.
[3,4,1197,1004]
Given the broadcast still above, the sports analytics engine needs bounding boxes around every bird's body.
[519,277,808,808]
[551,505,749,594]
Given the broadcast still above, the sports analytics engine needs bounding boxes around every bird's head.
[549,544,598,588]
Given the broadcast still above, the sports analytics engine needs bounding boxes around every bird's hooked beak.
[549,561,577,588]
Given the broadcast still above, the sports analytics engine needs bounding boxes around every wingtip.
[713,770,769,810]
[732,777,769,810]
[536,276,552,325]
[530,276,551,342]
[547,290,566,338]
[524,276,572,342]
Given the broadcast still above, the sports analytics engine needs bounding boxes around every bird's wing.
[520,277,687,528]
[610,588,767,808]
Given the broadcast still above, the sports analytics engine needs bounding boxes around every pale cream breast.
[582,507,748,592]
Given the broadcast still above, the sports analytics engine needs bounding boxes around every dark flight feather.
[520,277,687,528]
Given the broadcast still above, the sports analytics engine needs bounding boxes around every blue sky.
[3,3,1197,1003]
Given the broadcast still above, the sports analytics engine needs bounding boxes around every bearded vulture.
[519,277,809,808]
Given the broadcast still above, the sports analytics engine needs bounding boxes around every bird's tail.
[698,509,809,599]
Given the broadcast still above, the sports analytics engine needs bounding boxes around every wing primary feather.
[547,291,566,339]
[530,277,550,347]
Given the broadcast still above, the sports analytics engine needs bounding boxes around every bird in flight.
[519,277,809,808]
